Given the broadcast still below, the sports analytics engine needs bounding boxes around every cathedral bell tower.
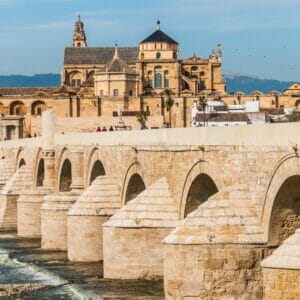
[73,13,87,48]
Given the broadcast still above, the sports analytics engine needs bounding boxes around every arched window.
[113,89,119,96]
[31,100,46,116]
[156,52,161,59]
[129,90,133,97]
[10,101,25,116]
[19,159,26,168]
[140,53,145,60]
[191,66,198,71]
[77,42,81,47]
[155,73,162,88]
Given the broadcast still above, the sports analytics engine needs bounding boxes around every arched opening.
[0,102,5,115]
[140,53,145,60]
[69,71,82,88]
[125,173,146,203]
[10,101,25,116]
[31,100,46,116]
[156,52,161,59]
[268,175,300,246]
[19,158,26,168]
[36,159,45,186]
[59,159,72,192]
[90,160,106,185]
[184,173,218,218]
[295,99,300,111]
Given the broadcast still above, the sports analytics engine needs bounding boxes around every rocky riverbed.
[0,231,164,299]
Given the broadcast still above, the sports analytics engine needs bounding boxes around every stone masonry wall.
[164,244,272,299]
[263,268,300,299]
[104,227,172,279]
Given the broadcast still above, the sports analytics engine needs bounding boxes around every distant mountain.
[224,74,296,94]
[0,74,60,88]
[0,73,297,94]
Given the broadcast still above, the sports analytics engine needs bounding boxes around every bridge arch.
[15,148,26,170]
[179,160,220,219]
[121,162,147,205]
[57,148,72,192]
[36,158,45,187]
[261,155,300,245]
[86,148,107,185]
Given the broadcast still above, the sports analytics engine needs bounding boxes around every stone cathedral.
[62,15,226,97]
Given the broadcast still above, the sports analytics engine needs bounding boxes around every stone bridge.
[0,111,299,299]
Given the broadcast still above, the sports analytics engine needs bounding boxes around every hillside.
[0,73,297,94]
[224,74,295,94]
[0,74,60,88]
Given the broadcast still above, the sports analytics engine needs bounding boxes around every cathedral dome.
[140,21,178,45]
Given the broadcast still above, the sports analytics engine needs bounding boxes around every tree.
[166,95,175,128]
[136,111,148,127]
[198,96,208,127]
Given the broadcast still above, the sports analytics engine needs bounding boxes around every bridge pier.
[67,175,121,262]
[0,165,33,230]
[41,192,79,250]
[103,178,179,279]
[163,187,268,299]
[17,188,50,237]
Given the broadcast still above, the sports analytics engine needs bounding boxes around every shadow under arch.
[124,173,146,204]
[184,173,218,218]
[179,160,221,219]
[36,158,45,187]
[268,175,300,246]
[89,160,106,185]
[86,148,107,186]
[18,158,26,168]
[121,162,147,206]
[261,154,300,245]
[59,159,72,192]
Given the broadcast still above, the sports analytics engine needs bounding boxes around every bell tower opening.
[73,13,87,48]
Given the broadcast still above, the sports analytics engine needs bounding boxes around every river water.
[0,231,164,299]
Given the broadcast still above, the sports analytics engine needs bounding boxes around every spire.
[157,20,161,31]
[73,12,87,48]
[113,42,119,59]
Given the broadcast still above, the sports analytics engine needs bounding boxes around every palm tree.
[166,95,175,128]
[136,111,148,127]
[198,96,208,127]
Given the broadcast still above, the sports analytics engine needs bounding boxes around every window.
[164,70,169,75]
[16,107,20,116]
[113,89,119,96]
[99,90,104,96]
[154,65,162,71]
[200,71,205,77]
[140,53,145,60]
[148,79,153,87]
[148,70,153,76]
[37,107,42,116]
[155,73,162,88]
[77,42,81,47]
[164,78,169,88]
[72,79,81,88]
[156,52,161,59]
[191,66,198,71]
[198,80,206,91]
[129,90,133,97]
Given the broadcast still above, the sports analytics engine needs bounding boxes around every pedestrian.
[96,127,101,132]
[109,126,114,131]
[102,126,107,132]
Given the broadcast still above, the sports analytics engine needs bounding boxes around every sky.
[0,0,299,81]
